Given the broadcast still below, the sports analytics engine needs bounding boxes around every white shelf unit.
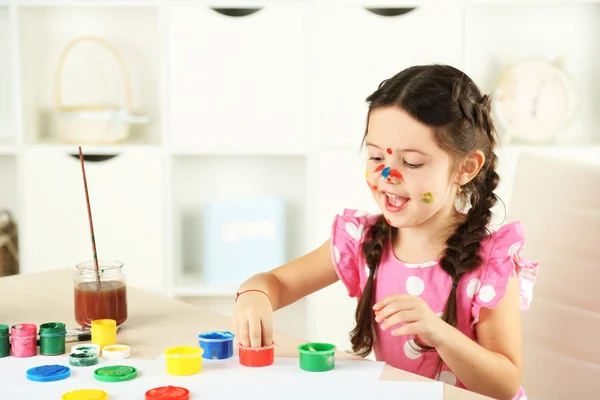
[0,0,598,367]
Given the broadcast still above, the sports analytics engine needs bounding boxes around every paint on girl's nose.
[389,169,403,181]
[374,165,385,173]
[381,166,391,178]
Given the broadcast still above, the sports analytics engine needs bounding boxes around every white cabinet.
[20,149,165,293]
[167,3,311,155]
[314,4,465,149]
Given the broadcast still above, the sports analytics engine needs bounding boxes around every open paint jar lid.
[94,365,137,382]
[71,344,101,355]
[26,364,71,382]
[101,344,131,360]
[62,389,108,400]
[145,386,190,400]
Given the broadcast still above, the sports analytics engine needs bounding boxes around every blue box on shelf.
[202,197,286,287]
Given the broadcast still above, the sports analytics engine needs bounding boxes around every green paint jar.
[0,324,9,358]
[39,322,66,355]
[298,342,336,372]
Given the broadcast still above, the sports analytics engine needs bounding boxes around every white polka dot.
[466,278,481,298]
[364,264,370,277]
[437,370,457,386]
[478,284,496,303]
[405,276,425,296]
[436,312,444,318]
[333,246,340,263]
[403,339,422,360]
[354,210,369,217]
[520,397,527,400]
[344,222,363,241]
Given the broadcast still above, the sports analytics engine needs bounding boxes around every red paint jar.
[145,385,190,400]
[11,324,37,357]
[238,341,275,367]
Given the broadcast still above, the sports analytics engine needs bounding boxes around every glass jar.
[73,260,128,330]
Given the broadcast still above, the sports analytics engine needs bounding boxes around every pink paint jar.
[11,324,37,357]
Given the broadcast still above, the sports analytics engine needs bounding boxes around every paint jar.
[238,341,275,367]
[10,323,37,357]
[91,319,117,351]
[62,389,108,400]
[298,342,336,372]
[164,346,203,376]
[145,386,190,400]
[39,322,67,355]
[0,324,9,358]
[74,260,128,330]
[198,331,234,359]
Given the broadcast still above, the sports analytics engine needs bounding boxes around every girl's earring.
[457,185,463,194]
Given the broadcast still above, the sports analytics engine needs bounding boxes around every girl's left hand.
[373,294,449,348]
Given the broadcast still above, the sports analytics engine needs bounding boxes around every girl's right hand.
[232,290,274,348]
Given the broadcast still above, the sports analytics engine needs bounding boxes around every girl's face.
[365,106,458,228]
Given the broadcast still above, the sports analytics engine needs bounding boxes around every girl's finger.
[391,321,422,337]
[375,298,416,322]
[380,309,420,330]
[238,318,250,347]
[248,317,263,348]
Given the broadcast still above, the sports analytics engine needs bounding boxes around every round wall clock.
[491,59,577,144]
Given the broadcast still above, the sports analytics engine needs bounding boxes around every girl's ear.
[456,150,485,186]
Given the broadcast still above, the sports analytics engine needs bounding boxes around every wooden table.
[0,269,490,399]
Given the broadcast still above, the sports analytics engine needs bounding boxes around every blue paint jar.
[198,331,235,360]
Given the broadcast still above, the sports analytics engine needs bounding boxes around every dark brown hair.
[349,65,500,370]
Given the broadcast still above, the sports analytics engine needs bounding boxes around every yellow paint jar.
[91,319,116,351]
[164,346,203,376]
[62,389,108,400]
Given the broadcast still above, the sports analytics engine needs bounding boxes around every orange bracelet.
[235,289,271,303]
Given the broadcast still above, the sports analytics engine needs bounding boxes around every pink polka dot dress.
[331,209,539,400]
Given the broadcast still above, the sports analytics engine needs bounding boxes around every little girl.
[232,64,539,400]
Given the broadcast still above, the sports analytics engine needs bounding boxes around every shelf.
[466,2,600,145]
[171,155,307,291]
[29,137,161,156]
[0,7,13,141]
[18,5,161,146]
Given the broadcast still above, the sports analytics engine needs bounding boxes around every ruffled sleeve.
[330,209,376,298]
[470,221,539,328]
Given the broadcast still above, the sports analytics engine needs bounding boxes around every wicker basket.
[53,36,148,144]
[0,210,19,277]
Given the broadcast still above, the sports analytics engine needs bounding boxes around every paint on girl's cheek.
[421,192,434,204]
[371,185,378,190]
[386,148,392,154]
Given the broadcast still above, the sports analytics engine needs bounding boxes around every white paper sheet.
[0,355,443,399]
[154,353,387,383]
